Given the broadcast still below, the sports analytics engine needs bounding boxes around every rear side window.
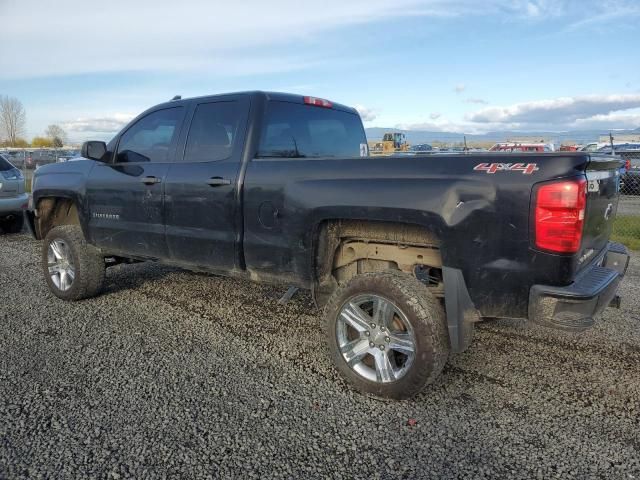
[184,101,241,162]
[257,101,366,158]
[0,154,14,171]
[116,107,184,163]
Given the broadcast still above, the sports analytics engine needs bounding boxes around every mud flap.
[24,210,37,238]
[442,267,478,353]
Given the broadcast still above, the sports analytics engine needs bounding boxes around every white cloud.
[0,0,589,79]
[464,98,489,105]
[429,112,442,120]
[395,94,640,133]
[61,114,135,134]
[466,94,640,125]
[526,2,541,16]
[354,105,377,122]
[564,0,640,31]
[571,111,640,130]
[396,119,468,134]
[518,0,565,18]
[454,84,466,94]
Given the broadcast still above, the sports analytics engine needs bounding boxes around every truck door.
[164,96,250,270]
[85,106,185,258]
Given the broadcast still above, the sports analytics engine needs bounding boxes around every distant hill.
[365,127,640,146]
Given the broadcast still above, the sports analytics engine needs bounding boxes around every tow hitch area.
[609,295,621,309]
[528,242,629,331]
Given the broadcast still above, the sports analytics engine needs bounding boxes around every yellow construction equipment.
[369,132,410,155]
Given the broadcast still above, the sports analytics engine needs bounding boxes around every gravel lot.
[1,233,639,479]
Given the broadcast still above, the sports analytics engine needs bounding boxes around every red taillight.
[303,96,332,108]
[534,178,587,254]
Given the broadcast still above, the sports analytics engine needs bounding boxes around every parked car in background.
[596,143,640,153]
[489,142,554,152]
[594,144,640,194]
[0,150,26,169]
[56,150,81,162]
[25,150,58,169]
[409,143,433,152]
[620,166,640,195]
[580,142,607,152]
[559,145,580,152]
[0,153,28,233]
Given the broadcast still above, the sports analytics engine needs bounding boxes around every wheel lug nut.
[379,345,385,351]
[369,342,375,348]
[365,331,370,336]
[370,323,376,329]
[385,337,390,343]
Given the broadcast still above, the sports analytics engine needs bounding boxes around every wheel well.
[314,220,442,306]
[35,197,81,239]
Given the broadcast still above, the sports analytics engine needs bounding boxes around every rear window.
[0,154,14,171]
[257,101,366,158]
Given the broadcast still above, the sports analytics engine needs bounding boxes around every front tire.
[42,225,105,301]
[324,270,450,400]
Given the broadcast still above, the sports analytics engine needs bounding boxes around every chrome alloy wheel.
[336,294,416,383]
[47,239,75,292]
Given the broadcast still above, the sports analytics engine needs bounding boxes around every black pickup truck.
[27,91,630,399]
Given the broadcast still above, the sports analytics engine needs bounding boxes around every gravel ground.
[1,233,639,479]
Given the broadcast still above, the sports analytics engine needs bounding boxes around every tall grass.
[612,215,640,250]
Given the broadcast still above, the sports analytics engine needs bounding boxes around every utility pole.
[609,131,615,155]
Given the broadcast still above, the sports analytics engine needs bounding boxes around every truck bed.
[243,152,622,319]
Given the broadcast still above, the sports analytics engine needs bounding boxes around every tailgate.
[578,154,623,267]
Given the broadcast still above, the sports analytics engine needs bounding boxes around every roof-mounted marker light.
[303,96,333,108]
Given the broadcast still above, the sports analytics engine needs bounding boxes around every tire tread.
[324,270,450,399]
[42,225,105,301]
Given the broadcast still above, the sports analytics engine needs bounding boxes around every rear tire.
[42,225,105,301]
[324,270,450,399]
[1,214,24,234]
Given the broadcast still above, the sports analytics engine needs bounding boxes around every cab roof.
[156,91,359,115]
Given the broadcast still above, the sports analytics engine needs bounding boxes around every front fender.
[30,161,96,240]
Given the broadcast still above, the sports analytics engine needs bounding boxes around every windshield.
[0,154,15,171]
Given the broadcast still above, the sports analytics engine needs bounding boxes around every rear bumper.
[0,193,29,215]
[528,242,630,330]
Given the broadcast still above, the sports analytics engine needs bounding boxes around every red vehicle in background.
[489,142,554,152]
[559,145,580,152]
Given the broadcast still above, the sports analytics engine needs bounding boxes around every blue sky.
[1,0,639,141]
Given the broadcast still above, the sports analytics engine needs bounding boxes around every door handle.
[141,176,161,185]
[207,177,231,187]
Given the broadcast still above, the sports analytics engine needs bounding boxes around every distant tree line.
[0,95,68,148]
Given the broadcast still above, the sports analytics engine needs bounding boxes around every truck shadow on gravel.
[101,263,183,296]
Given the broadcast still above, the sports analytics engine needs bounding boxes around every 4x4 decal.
[474,163,539,174]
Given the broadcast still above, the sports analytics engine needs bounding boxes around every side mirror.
[81,141,107,161]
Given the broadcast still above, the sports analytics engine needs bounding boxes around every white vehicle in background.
[581,142,608,152]
[581,141,640,152]
[0,153,28,234]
